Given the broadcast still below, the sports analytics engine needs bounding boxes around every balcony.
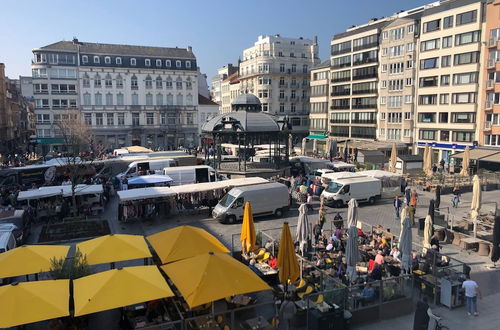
[353,42,378,52]
[331,105,350,110]
[352,89,377,95]
[351,119,376,124]
[331,77,351,83]
[486,100,493,110]
[352,73,377,81]
[487,79,494,90]
[489,38,498,47]
[488,59,495,69]
[352,104,377,109]
[330,119,350,124]
[331,91,350,97]
[279,83,288,88]
[484,121,492,130]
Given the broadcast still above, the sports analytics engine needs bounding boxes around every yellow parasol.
[76,234,151,265]
[147,226,229,264]
[277,222,300,284]
[161,252,270,308]
[240,202,256,254]
[460,146,470,176]
[0,280,69,328]
[73,265,173,316]
[389,142,397,173]
[0,245,70,279]
[471,174,481,238]
[423,215,433,248]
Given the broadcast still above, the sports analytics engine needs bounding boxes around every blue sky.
[0,0,431,85]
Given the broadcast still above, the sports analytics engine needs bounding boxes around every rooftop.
[36,41,196,59]
[198,94,218,106]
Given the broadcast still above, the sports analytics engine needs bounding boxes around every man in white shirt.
[462,275,482,316]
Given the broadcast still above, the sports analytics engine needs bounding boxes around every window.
[167,94,173,105]
[94,74,101,88]
[408,24,414,33]
[441,55,451,67]
[291,64,296,72]
[116,75,123,88]
[456,10,477,26]
[132,113,139,126]
[146,113,154,125]
[419,94,437,105]
[116,57,122,65]
[421,39,440,51]
[382,31,388,40]
[332,70,350,82]
[279,103,285,113]
[424,19,440,33]
[95,113,103,126]
[186,94,193,105]
[419,130,436,140]
[442,36,452,48]
[390,45,404,58]
[166,60,171,67]
[405,95,413,103]
[156,94,163,105]
[176,78,182,89]
[146,93,153,106]
[331,55,351,68]
[353,50,378,66]
[380,128,385,136]
[452,131,475,142]
[166,78,173,89]
[407,60,414,69]
[176,60,181,68]
[440,75,450,86]
[36,114,50,124]
[407,42,414,52]
[82,55,88,64]
[404,112,412,120]
[106,113,114,126]
[420,57,439,69]
[388,96,402,108]
[131,76,138,90]
[381,80,387,88]
[95,93,102,106]
[93,56,100,64]
[291,103,296,112]
[156,59,162,67]
[145,76,153,89]
[130,58,136,66]
[439,113,449,123]
[155,77,162,89]
[280,64,285,72]
[419,76,438,87]
[452,112,475,123]
[404,129,411,137]
[117,113,125,125]
[186,61,191,68]
[453,72,478,85]
[176,94,183,105]
[352,34,378,51]
[391,27,405,41]
[380,96,386,104]
[381,64,387,72]
[406,78,413,86]
[440,130,450,141]
[84,113,92,126]
[444,15,453,29]
[145,59,151,67]
[388,79,403,91]
[389,62,404,74]
[105,93,113,106]
[105,74,112,88]
[382,48,388,56]
[104,56,111,64]
[454,52,479,65]
[186,79,192,89]
[303,64,308,73]
[132,94,139,105]
[455,31,480,46]
[83,93,91,106]
[440,94,449,104]
[83,74,90,88]
[452,92,476,104]
[117,93,124,105]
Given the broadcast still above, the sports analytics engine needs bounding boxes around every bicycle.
[434,318,449,330]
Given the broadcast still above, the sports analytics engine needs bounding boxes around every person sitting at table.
[390,247,401,262]
[384,229,394,246]
[370,263,382,281]
[336,257,347,280]
[360,246,371,262]
[331,234,341,251]
[374,251,384,265]
[368,257,376,272]
[313,221,322,246]
[265,239,273,251]
[315,251,326,268]
[430,234,441,251]
[334,227,343,240]
[357,227,366,239]
[411,252,420,272]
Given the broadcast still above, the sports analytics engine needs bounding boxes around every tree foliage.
[49,248,92,280]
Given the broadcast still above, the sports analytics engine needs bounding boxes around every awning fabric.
[0,280,69,328]
[73,265,174,316]
[76,234,152,265]
[306,134,328,140]
[451,149,500,161]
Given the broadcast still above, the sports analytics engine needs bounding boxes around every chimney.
[187,46,192,52]
[72,37,79,44]
[314,36,318,44]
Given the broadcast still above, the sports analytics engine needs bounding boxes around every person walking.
[413,296,441,330]
[452,185,461,208]
[278,295,297,330]
[306,193,314,212]
[393,196,402,221]
[405,186,412,206]
[462,275,482,316]
[410,189,418,208]
[435,185,441,209]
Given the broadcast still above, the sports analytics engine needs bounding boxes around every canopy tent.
[322,171,363,182]
[117,177,268,202]
[73,265,173,316]
[362,169,402,198]
[331,161,356,169]
[17,184,104,201]
[161,252,270,308]
[76,234,152,266]
[277,222,300,285]
[147,226,229,264]
[0,245,70,279]
[0,279,69,328]
[127,174,173,186]
[240,202,256,254]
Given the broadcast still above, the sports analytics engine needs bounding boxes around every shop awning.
[451,149,500,162]
[17,184,103,201]
[0,245,70,279]
[147,226,229,264]
[76,234,152,265]
[0,280,70,328]
[306,134,328,140]
[73,266,174,316]
[480,152,500,163]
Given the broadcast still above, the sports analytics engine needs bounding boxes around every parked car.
[0,209,30,244]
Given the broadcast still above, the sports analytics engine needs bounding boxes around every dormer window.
[166,60,171,67]
[176,60,181,68]
[186,61,191,68]
[131,58,136,66]
[82,55,88,64]
[93,56,100,64]
[156,59,162,67]
[104,56,111,64]
[145,59,151,67]
[116,57,122,65]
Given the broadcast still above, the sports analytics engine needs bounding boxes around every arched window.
[166,77,173,89]
[131,75,138,90]
[156,76,162,89]
[83,92,91,105]
[116,75,123,88]
[93,56,100,64]
[166,60,171,67]
[186,61,191,68]
[116,92,124,105]
[156,59,162,67]
[156,93,163,105]
[145,75,153,89]
[105,93,113,106]
[166,93,173,105]
[94,74,101,88]
[186,94,193,105]
[116,57,122,65]
[95,92,102,105]
[176,60,181,68]
[176,93,183,105]
[130,58,136,66]
[83,74,90,88]
[105,56,111,64]
[145,59,151,67]
[176,77,182,89]
[186,77,192,89]
[105,74,112,88]
[82,55,88,64]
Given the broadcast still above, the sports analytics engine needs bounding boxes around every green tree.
[49,248,92,280]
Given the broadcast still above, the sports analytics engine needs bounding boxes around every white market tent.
[117,177,269,202]
[321,172,364,181]
[360,170,403,198]
[17,184,104,201]
[331,161,356,169]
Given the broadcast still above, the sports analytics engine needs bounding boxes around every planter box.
[351,306,379,325]
[380,297,413,319]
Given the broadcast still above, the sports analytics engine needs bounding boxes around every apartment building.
[378,17,420,144]
[211,64,238,110]
[415,0,485,163]
[483,0,500,148]
[236,35,320,137]
[309,60,330,137]
[32,39,199,152]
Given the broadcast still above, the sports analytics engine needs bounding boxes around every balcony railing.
[331,91,350,96]
[352,73,377,81]
[487,80,494,89]
[488,59,495,69]
[484,121,492,130]
[486,100,493,110]
[489,38,498,47]
[352,104,377,109]
[331,77,351,83]
[351,119,376,124]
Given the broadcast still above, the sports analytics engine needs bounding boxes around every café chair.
[315,294,324,304]
[296,279,306,289]
[297,285,313,299]
[259,252,271,263]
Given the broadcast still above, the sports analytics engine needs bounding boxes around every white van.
[212,183,289,224]
[163,165,216,186]
[116,158,177,179]
[0,225,17,253]
[321,176,381,208]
